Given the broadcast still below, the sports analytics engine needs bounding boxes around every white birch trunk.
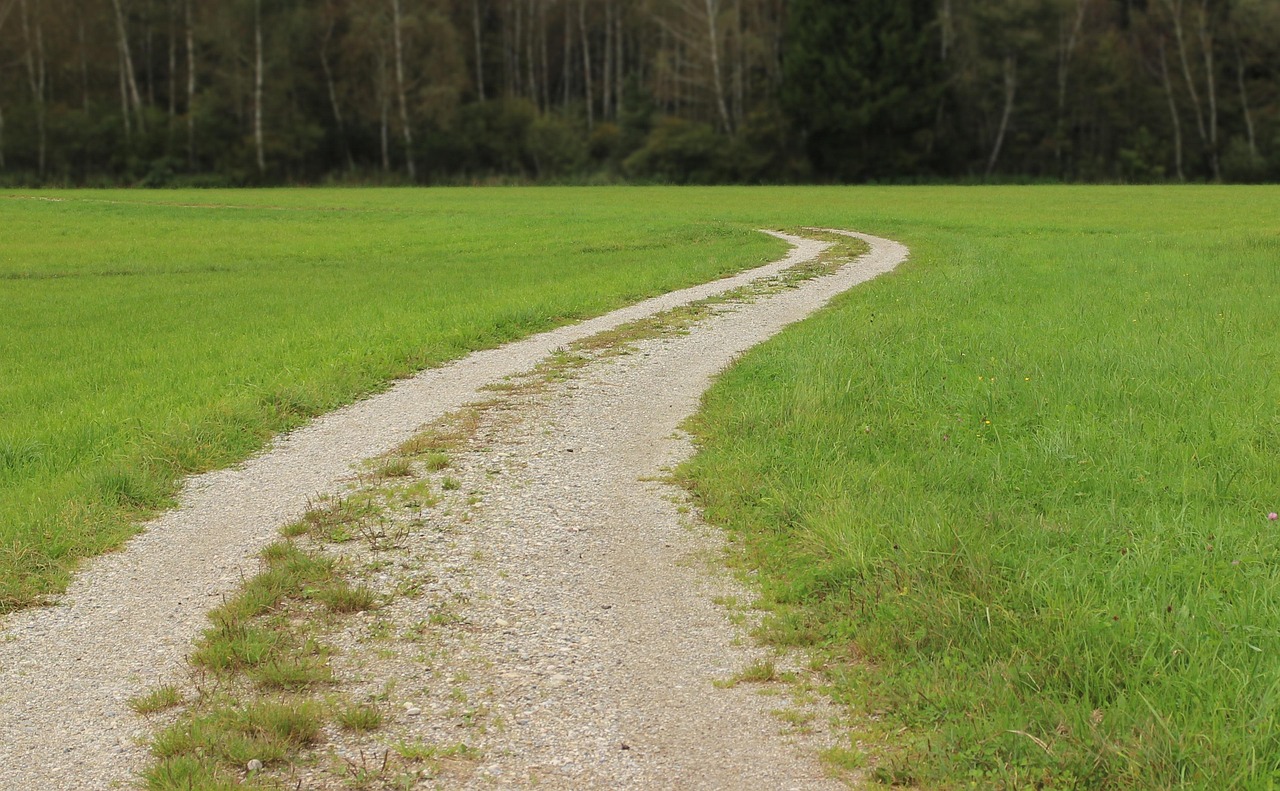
[986,56,1016,177]
[561,0,571,110]
[378,50,390,173]
[525,0,537,106]
[390,0,416,180]
[1158,37,1185,182]
[168,0,176,123]
[1164,0,1208,154]
[111,0,146,132]
[185,0,195,167]
[540,0,550,112]
[614,2,623,116]
[320,14,353,171]
[579,0,593,130]
[1196,0,1220,180]
[253,0,265,176]
[18,0,47,176]
[1234,45,1256,158]
[1055,0,1087,166]
[78,13,89,112]
[703,0,731,132]
[603,0,613,120]
[472,0,485,100]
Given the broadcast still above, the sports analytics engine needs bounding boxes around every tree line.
[0,0,1276,185]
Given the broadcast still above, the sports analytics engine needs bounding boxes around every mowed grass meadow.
[678,186,1280,788]
[0,189,781,610]
[4,186,1279,787]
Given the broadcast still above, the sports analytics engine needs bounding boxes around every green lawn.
[4,185,1278,787]
[679,185,1280,787]
[0,187,782,610]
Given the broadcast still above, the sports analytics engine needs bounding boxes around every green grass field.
[678,187,1280,787]
[0,188,781,611]
[4,185,1278,787]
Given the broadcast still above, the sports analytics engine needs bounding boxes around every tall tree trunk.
[1055,0,1087,169]
[940,0,953,60]
[111,0,146,132]
[540,0,550,112]
[732,0,744,129]
[1195,0,1219,180]
[986,56,1016,177]
[1234,43,1256,159]
[390,0,416,180]
[18,0,47,177]
[1158,37,1185,182]
[472,0,485,100]
[1164,0,1208,167]
[525,0,537,107]
[578,0,593,129]
[614,1,623,116]
[378,50,390,173]
[119,44,133,140]
[503,0,516,96]
[603,0,612,119]
[185,0,195,167]
[320,13,354,172]
[0,0,17,166]
[168,0,176,123]
[78,13,89,112]
[561,0,571,111]
[253,0,265,176]
[145,16,154,108]
[703,0,731,132]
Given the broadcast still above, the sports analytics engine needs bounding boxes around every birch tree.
[0,0,15,168]
[17,0,46,176]
[110,0,146,136]
[390,0,415,179]
[253,0,265,175]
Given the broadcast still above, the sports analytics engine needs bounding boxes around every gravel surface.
[0,230,907,789]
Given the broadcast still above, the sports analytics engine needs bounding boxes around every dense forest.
[0,0,1276,185]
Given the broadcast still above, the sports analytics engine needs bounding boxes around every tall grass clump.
[683,186,1280,787]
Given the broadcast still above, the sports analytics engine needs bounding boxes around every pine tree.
[781,0,943,181]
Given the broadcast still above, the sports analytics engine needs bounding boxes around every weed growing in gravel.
[315,582,379,614]
[146,699,323,789]
[129,686,184,715]
[372,458,414,480]
[249,656,333,691]
[393,740,481,764]
[714,660,795,688]
[283,497,383,543]
[335,702,385,732]
[136,401,501,787]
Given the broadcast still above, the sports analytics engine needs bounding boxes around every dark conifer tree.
[781,0,944,180]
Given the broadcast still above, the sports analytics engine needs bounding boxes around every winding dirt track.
[0,229,907,789]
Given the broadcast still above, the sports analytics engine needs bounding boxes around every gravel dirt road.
[0,230,907,789]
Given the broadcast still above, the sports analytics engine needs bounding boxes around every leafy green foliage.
[781,0,943,180]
